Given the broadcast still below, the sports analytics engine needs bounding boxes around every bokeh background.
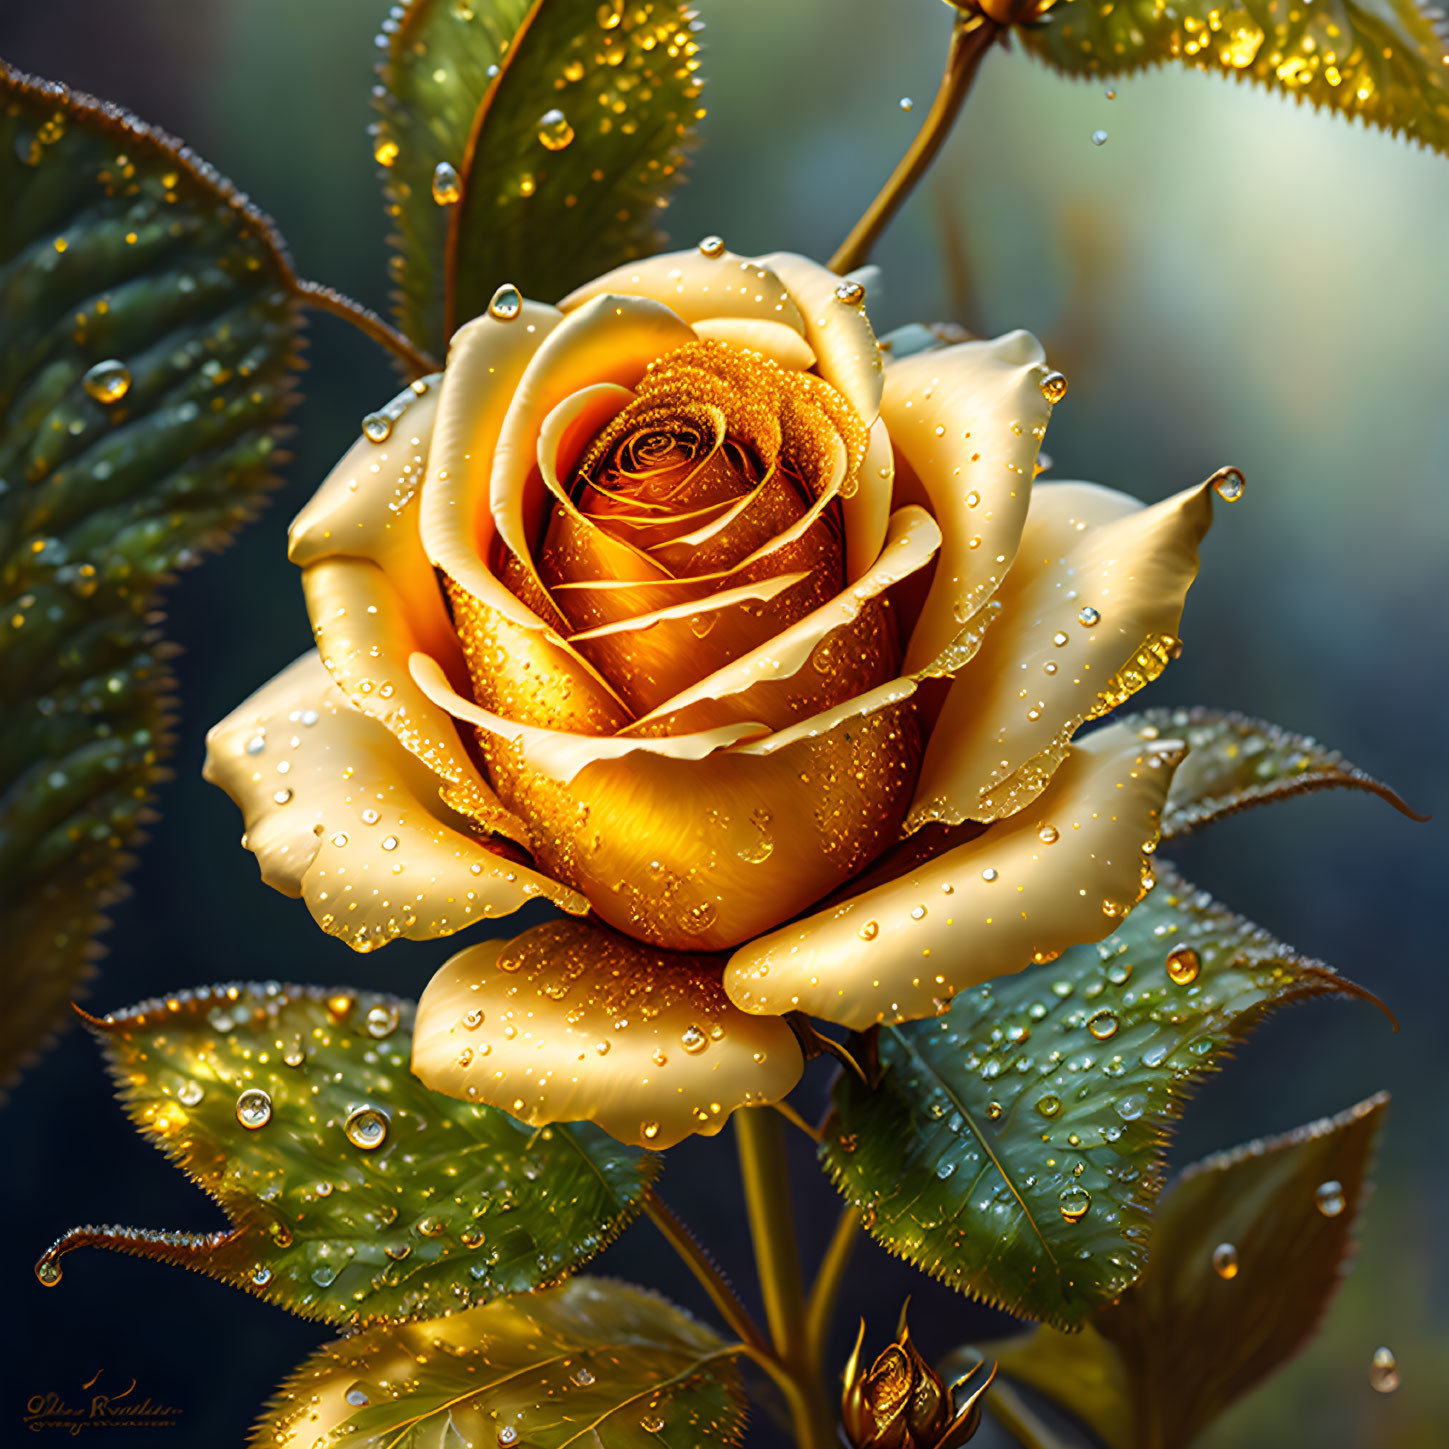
[3,1,1446,1444]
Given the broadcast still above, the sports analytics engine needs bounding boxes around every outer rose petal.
[411,918,804,1148]
[883,331,1053,673]
[906,479,1215,831]
[204,654,585,949]
[722,722,1184,1030]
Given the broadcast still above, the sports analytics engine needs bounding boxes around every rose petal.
[723,722,1184,1029]
[842,415,894,582]
[693,317,817,371]
[906,479,1215,831]
[884,330,1053,673]
[204,654,585,949]
[412,918,805,1148]
[753,251,885,425]
[628,507,938,736]
[413,656,919,950]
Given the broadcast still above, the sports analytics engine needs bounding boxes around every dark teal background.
[2,2,1445,1445]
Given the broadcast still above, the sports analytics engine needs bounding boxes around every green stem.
[828,15,1001,275]
[735,1107,838,1449]
[986,1380,1075,1449]
[806,1203,861,1374]
[291,278,439,378]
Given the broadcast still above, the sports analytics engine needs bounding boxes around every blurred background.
[2,1,1445,1444]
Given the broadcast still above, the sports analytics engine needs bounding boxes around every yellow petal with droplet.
[724,722,1183,1029]
[884,330,1052,674]
[204,654,584,948]
[412,918,804,1148]
[692,317,817,371]
[906,479,1215,831]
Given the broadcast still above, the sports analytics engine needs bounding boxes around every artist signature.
[23,1369,181,1434]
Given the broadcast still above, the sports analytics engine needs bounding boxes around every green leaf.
[0,64,301,1097]
[1119,707,1426,839]
[1020,0,1449,156]
[35,983,658,1324]
[820,861,1377,1329]
[252,1276,746,1449]
[971,1092,1388,1449]
[374,0,705,356]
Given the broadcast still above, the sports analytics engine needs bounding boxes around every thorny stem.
[828,15,1002,275]
[643,1188,772,1361]
[805,1203,861,1375]
[735,1107,839,1449]
[985,1379,1075,1449]
[291,278,439,378]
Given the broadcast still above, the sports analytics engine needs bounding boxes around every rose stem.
[985,1379,1075,1449]
[642,1188,772,1360]
[828,13,1002,275]
[291,278,440,379]
[771,1099,822,1143]
[805,1203,861,1375]
[735,1106,838,1449]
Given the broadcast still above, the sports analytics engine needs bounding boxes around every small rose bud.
[840,1305,994,1449]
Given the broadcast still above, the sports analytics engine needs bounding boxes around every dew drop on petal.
[488,283,522,320]
[834,278,866,306]
[1209,465,1246,502]
[362,412,393,443]
[1038,370,1068,403]
[1078,606,1101,626]
[697,234,725,258]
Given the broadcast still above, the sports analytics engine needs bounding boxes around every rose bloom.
[207,247,1214,1147]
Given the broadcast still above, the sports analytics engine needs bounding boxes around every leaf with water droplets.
[250,1277,745,1448]
[1122,707,1425,838]
[1020,0,1449,157]
[375,0,703,355]
[820,861,1378,1329]
[0,63,301,1099]
[966,1093,1388,1449]
[36,983,657,1324]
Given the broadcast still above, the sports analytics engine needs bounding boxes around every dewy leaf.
[252,1277,746,1449]
[34,983,658,1324]
[0,64,301,1096]
[1120,706,1426,839]
[372,0,533,357]
[446,0,703,331]
[1020,0,1449,156]
[979,1092,1389,1449]
[821,861,1378,1330]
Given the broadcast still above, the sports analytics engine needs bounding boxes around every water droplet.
[538,108,575,150]
[1038,825,1059,844]
[283,1037,306,1067]
[83,359,131,404]
[1115,1093,1146,1121]
[1091,129,1109,146]
[985,1101,1003,1120]
[374,136,400,168]
[1078,606,1101,627]
[236,1088,273,1129]
[697,234,725,257]
[35,1257,62,1287]
[366,1003,399,1038]
[1165,946,1200,985]
[345,1388,370,1407]
[680,1024,708,1054]
[272,788,293,805]
[981,867,999,883]
[899,96,914,111]
[381,834,399,851]
[1038,370,1068,403]
[1036,1094,1061,1118]
[488,283,522,320]
[362,412,393,443]
[385,1243,411,1261]
[858,920,879,941]
[1212,1242,1239,1279]
[1052,631,1069,647]
[1370,1345,1399,1393]
[431,160,461,205]
[640,1414,665,1434]
[326,991,355,1022]
[177,1080,204,1106]
[1105,89,1116,99]
[1208,465,1246,502]
[464,1007,485,1030]
[1315,1180,1346,1217]
[251,1264,272,1285]
[834,278,866,306]
[1088,1011,1119,1041]
[572,1367,596,1387]
[345,1106,390,1151]
[641,1120,660,1141]
[1058,1184,1091,1222]
[498,1427,520,1448]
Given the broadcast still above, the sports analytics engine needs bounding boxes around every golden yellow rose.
[206,247,1216,1148]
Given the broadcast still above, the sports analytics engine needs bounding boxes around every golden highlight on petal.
[723,722,1184,1030]
[412,918,804,1148]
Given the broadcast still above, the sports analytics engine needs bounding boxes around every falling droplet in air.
[1091,129,1109,146]
[1370,1346,1399,1393]
[1058,1184,1091,1222]
[488,283,523,320]
[834,277,866,306]
[1212,1242,1239,1279]
[83,359,132,404]
[236,1088,273,1130]
[1315,1180,1346,1217]
[697,234,725,257]
[1165,946,1200,985]
[362,412,393,443]
[344,1106,390,1151]
[1038,370,1068,404]
[538,108,575,150]
[1208,465,1246,502]
[431,160,461,206]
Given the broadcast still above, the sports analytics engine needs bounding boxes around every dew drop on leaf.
[1212,1242,1239,1279]
[82,358,131,404]
[1315,1179,1346,1217]
[344,1107,390,1151]
[1058,1184,1091,1222]
[1165,946,1201,985]
[538,108,575,150]
[236,1088,273,1130]
[431,160,461,206]
[1370,1346,1399,1393]
[1091,129,1108,146]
